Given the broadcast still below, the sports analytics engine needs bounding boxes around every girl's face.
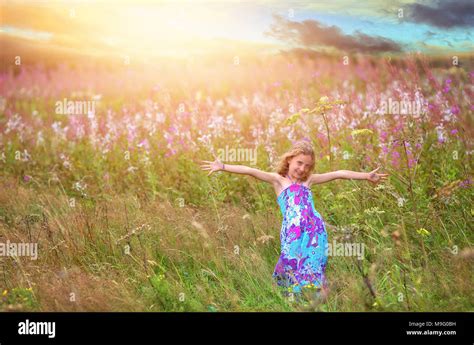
[288,154,313,180]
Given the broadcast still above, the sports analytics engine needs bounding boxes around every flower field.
[0,52,472,311]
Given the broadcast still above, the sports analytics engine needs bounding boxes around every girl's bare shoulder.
[273,173,287,186]
[273,174,288,196]
[302,176,312,188]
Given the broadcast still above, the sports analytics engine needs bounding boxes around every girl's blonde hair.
[276,141,315,181]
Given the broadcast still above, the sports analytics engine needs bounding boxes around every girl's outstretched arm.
[200,157,279,185]
[309,167,389,185]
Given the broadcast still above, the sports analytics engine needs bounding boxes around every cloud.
[404,0,474,28]
[265,15,402,53]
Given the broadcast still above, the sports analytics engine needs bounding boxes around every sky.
[1,0,473,57]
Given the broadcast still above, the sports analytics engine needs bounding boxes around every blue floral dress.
[272,175,328,296]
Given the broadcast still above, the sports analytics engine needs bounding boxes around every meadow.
[0,52,472,311]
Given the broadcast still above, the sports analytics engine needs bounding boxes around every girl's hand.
[367,167,389,184]
[200,157,224,176]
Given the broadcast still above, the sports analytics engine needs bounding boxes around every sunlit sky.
[1,0,473,57]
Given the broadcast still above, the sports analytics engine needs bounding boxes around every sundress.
[272,175,328,297]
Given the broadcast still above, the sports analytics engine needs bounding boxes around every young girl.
[200,141,388,300]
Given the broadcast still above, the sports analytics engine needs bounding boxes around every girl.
[200,141,388,301]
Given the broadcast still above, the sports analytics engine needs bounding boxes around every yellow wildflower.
[351,129,374,137]
[319,96,329,103]
[416,228,431,237]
